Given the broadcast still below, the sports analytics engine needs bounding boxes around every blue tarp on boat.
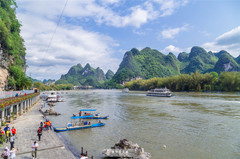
[80,109,97,111]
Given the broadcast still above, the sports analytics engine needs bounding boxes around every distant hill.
[43,79,55,85]
[112,46,239,83]
[55,63,112,87]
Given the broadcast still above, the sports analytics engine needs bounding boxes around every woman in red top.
[11,127,16,136]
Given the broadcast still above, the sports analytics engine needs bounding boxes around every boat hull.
[146,94,172,97]
[80,115,109,119]
[54,123,105,132]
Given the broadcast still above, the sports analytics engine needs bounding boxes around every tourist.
[79,111,81,116]
[0,128,4,144]
[31,141,38,159]
[44,120,49,130]
[9,134,15,150]
[4,125,10,134]
[40,122,43,131]
[5,129,10,143]
[11,127,16,137]
[9,147,17,159]
[1,147,9,159]
[37,127,42,141]
[48,120,52,130]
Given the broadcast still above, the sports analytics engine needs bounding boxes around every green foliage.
[112,46,239,85]
[55,63,107,88]
[214,52,239,73]
[33,81,73,91]
[112,47,180,83]
[125,72,240,92]
[105,69,114,80]
[8,65,32,90]
[0,0,29,90]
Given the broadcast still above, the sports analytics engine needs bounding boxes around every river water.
[47,90,240,159]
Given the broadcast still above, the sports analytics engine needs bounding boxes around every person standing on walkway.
[1,147,9,159]
[0,128,4,144]
[31,141,38,159]
[11,127,16,137]
[4,125,10,134]
[37,127,42,141]
[40,122,43,131]
[9,134,15,150]
[5,129,10,143]
[9,147,17,159]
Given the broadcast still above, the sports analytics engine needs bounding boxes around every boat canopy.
[71,115,94,119]
[80,109,97,111]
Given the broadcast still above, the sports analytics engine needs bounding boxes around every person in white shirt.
[31,141,39,159]
[10,147,17,159]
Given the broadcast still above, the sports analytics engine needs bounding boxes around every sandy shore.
[0,99,76,159]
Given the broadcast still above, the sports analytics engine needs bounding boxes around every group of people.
[1,147,17,159]
[1,125,17,159]
[40,119,52,131]
[0,126,16,148]
[31,119,51,159]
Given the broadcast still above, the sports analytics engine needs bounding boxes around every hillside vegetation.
[0,0,32,90]
[112,46,239,84]
[56,63,112,88]
[125,71,240,92]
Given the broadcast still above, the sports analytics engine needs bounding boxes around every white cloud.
[17,0,187,28]
[16,2,120,80]
[161,45,183,55]
[151,0,188,17]
[216,26,240,46]
[15,0,189,80]
[202,26,240,57]
[161,24,189,39]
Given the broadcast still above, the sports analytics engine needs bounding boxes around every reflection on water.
[47,90,240,159]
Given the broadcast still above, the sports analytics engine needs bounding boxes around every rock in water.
[44,108,60,115]
[103,139,151,159]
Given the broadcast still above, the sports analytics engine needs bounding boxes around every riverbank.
[0,99,76,159]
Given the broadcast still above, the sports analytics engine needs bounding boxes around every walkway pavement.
[0,100,76,159]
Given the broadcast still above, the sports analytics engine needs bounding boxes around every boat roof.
[80,109,97,111]
[71,115,94,119]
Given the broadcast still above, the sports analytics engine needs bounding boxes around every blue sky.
[15,0,240,80]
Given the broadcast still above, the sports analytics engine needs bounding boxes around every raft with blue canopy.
[53,122,105,132]
[79,109,109,119]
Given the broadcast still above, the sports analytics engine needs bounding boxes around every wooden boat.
[79,109,109,119]
[54,116,105,132]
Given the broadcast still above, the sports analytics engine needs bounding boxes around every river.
[47,90,240,159]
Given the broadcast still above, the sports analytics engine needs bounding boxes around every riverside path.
[0,100,76,159]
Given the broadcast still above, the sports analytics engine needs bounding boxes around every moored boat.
[54,122,105,132]
[53,116,105,132]
[78,109,109,119]
[122,88,129,93]
[146,88,172,97]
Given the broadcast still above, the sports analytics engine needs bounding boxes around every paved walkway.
[0,100,76,159]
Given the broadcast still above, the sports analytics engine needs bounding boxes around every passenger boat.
[79,109,109,119]
[146,88,172,97]
[53,116,105,132]
[47,92,57,102]
[122,88,129,93]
